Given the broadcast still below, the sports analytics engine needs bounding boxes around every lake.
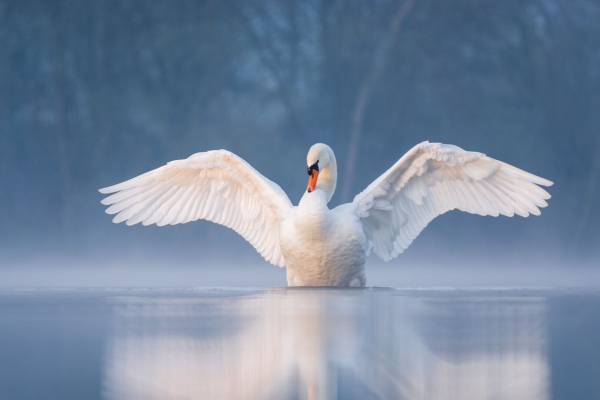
[0,287,599,400]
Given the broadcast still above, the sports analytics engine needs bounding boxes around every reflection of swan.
[100,143,552,287]
[102,294,337,400]
[102,296,289,400]
[362,297,550,400]
[102,291,550,400]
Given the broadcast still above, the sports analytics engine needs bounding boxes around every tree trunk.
[341,0,414,202]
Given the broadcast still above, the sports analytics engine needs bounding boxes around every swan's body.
[100,142,552,287]
[281,190,368,287]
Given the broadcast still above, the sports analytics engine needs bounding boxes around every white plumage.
[346,142,552,262]
[100,142,552,286]
[100,150,292,267]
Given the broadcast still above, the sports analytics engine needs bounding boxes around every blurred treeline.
[0,0,599,263]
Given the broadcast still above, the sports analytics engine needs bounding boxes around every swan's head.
[306,143,336,197]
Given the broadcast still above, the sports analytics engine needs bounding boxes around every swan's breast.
[280,210,367,286]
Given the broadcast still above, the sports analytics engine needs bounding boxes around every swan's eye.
[307,161,319,175]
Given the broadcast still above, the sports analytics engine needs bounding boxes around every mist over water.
[0,0,599,286]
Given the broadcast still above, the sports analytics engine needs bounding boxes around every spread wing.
[99,150,293,267]
[346,142,553,262]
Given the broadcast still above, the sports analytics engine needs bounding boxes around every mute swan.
[100,142,552,287]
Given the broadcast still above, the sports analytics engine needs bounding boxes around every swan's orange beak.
[307,169,319,193]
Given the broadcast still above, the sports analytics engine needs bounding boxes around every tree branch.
[341,0,415,202]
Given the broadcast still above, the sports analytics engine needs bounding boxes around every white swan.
[100,142,552,287]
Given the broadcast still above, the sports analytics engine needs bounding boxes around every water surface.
[0,288,598,400]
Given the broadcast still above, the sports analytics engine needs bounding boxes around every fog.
[1,0,599,287]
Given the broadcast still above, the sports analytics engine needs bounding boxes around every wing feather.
[345,142,552,262]
[100,150,293,267]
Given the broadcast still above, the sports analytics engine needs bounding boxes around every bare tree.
[0,2,9,208]
[234,0,306,142]
[341,0,415,202]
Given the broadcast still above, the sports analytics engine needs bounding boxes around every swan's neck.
[317,153,337,203]
[296,152,336,230]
